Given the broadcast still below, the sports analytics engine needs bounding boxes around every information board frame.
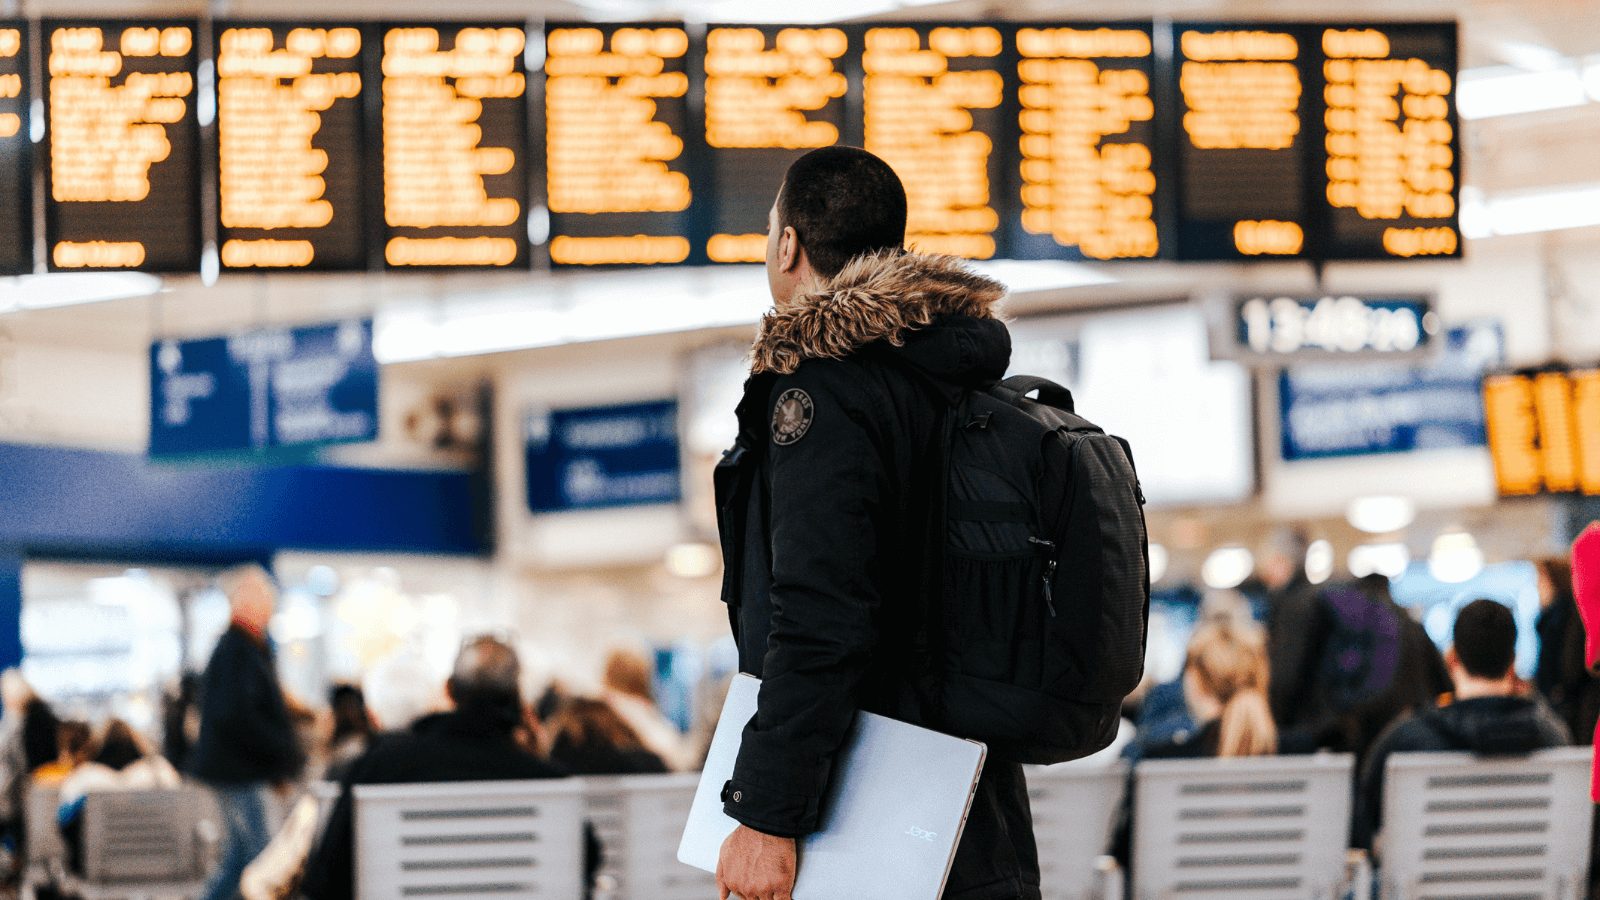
[0,18,32,275]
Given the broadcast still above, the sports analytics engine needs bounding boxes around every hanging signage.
[150,319,378,457]
[1220,294,1436,364]
[525,400,682,513]
[1484,366,1600,497]
[1279,321,1503,461]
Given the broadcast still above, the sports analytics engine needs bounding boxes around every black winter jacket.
[717,251,1041,900]
[1353,694,1571,851]
[189,625,304,786]
[301,701,595,900]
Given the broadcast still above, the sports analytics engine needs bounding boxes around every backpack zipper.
[1028,537,1059,617]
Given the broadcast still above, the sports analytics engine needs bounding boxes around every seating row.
[20,747,1593,900]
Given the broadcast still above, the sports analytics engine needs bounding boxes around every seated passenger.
[549,697,669,776]
[1142,621,1278,760]
[32,721,93,786]
[301,636,596,900]
[1354,599,1570,852]
[57,719,182,873]
[601,647,693,771]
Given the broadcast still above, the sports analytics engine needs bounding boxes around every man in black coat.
[714,147,1037,900]
[1354,599,1570,852]
[302,636,590,900]
[192,566,304,900]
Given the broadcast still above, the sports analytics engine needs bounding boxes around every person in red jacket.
[1570,524,1600,796]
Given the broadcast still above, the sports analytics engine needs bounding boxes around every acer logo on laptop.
[906,826,938,842]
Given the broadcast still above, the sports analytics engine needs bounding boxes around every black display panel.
[43,20,202,272]
[378,23,529,269]
[700,25,851,264]
[0,21,30,275]
[860,24,1007,260]
[1005,24,1164,261]
[1313,23,1461,260]
[215,23,369,271]
[543,24,695,267]
[1169,23,1315,260]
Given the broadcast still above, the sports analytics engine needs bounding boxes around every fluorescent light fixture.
[1348,542,1411,579]
[1480,183,1600,236]
[1457,65,1588,119]
[1346,495,1416,535]
[1201,546,1253,590]
[0,272,162,313]
[1427,531,1484,584]
[376,260,1113,364]
[1147,542,1169,585]
[1305,539,1335,585]
[1585,59,1600,101]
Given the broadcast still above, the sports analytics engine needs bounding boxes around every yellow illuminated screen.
[46,22,200,271]
[0,23,28,274]
[1321,27,1458,258]
[1486,369,1600,497]
[381,25,527,268]
[216,25,365,270]
[1175,27,1306,258]
[704,26,847,263]
[545,26,692,266]
[1016,26,1158,260]
[864,26,1003,260]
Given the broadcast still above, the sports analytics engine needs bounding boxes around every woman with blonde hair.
[1150,622,1278,759]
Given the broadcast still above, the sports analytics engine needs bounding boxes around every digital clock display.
[1235,295,1434,359]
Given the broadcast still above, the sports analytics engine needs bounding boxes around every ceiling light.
[1348,542,1411,579]
[665,542,720,579]
[1201,546,1253,590]
[1457,65,1588,119]
[1147,542,1169,585]
[0,272,162,312]
[1584,60,1600,101]
[1427,531,1484,584]
[1346,495,1416,534]
[1482,184,1600,236]
[1305,539,1335,585]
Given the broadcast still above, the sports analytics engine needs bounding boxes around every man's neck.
[1452,674,1518,702]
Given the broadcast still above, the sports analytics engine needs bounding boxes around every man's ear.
[1444,646,1460,673]
[444,678,457,705]
[778,225,801,274]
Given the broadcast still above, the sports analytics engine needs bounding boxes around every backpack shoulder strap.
[995,375,1075,412]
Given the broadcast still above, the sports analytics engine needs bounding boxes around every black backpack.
[922,375,1150,764]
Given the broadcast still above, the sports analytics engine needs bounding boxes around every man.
[1354,598,1570,852]
[715,146,1035,900]
[1272,574,1449,756]
[192,565,304,900]
[300,636,588,899]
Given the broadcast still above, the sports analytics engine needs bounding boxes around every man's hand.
[716,824,797,900]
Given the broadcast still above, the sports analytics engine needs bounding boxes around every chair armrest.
[1346,848,1373,900]
[1095,854,1124,900]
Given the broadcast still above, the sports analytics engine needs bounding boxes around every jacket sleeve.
[724,363,888,837]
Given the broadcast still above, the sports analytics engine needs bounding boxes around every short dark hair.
[778,146,907,279]
[1453,599,1517,679]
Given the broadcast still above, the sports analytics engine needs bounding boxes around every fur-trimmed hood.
[750,250,1007,376]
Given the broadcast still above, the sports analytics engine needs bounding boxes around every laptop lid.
[678,674,987,900]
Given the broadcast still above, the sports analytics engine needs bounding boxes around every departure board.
[544,25,694,266]
[702,26,850,264]
[863,25,1006,260]
[1317,25,1460,259]
[1485,368,1600,497]
[1009,25,1162,261]
[44,20,201,271]
[1171,24,1313,260]
[379,24,528,269]
[0,21,30,275]
[215,24,368,271]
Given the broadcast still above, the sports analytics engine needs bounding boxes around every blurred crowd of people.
[0,543,1591,898]
[0,566,713,899]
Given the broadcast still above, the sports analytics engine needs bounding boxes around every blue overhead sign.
[525,400,681,514]
[1279,321,1503,461]
[150,319,378,457]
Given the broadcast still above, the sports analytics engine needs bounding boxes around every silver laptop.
[679,674,986,900]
